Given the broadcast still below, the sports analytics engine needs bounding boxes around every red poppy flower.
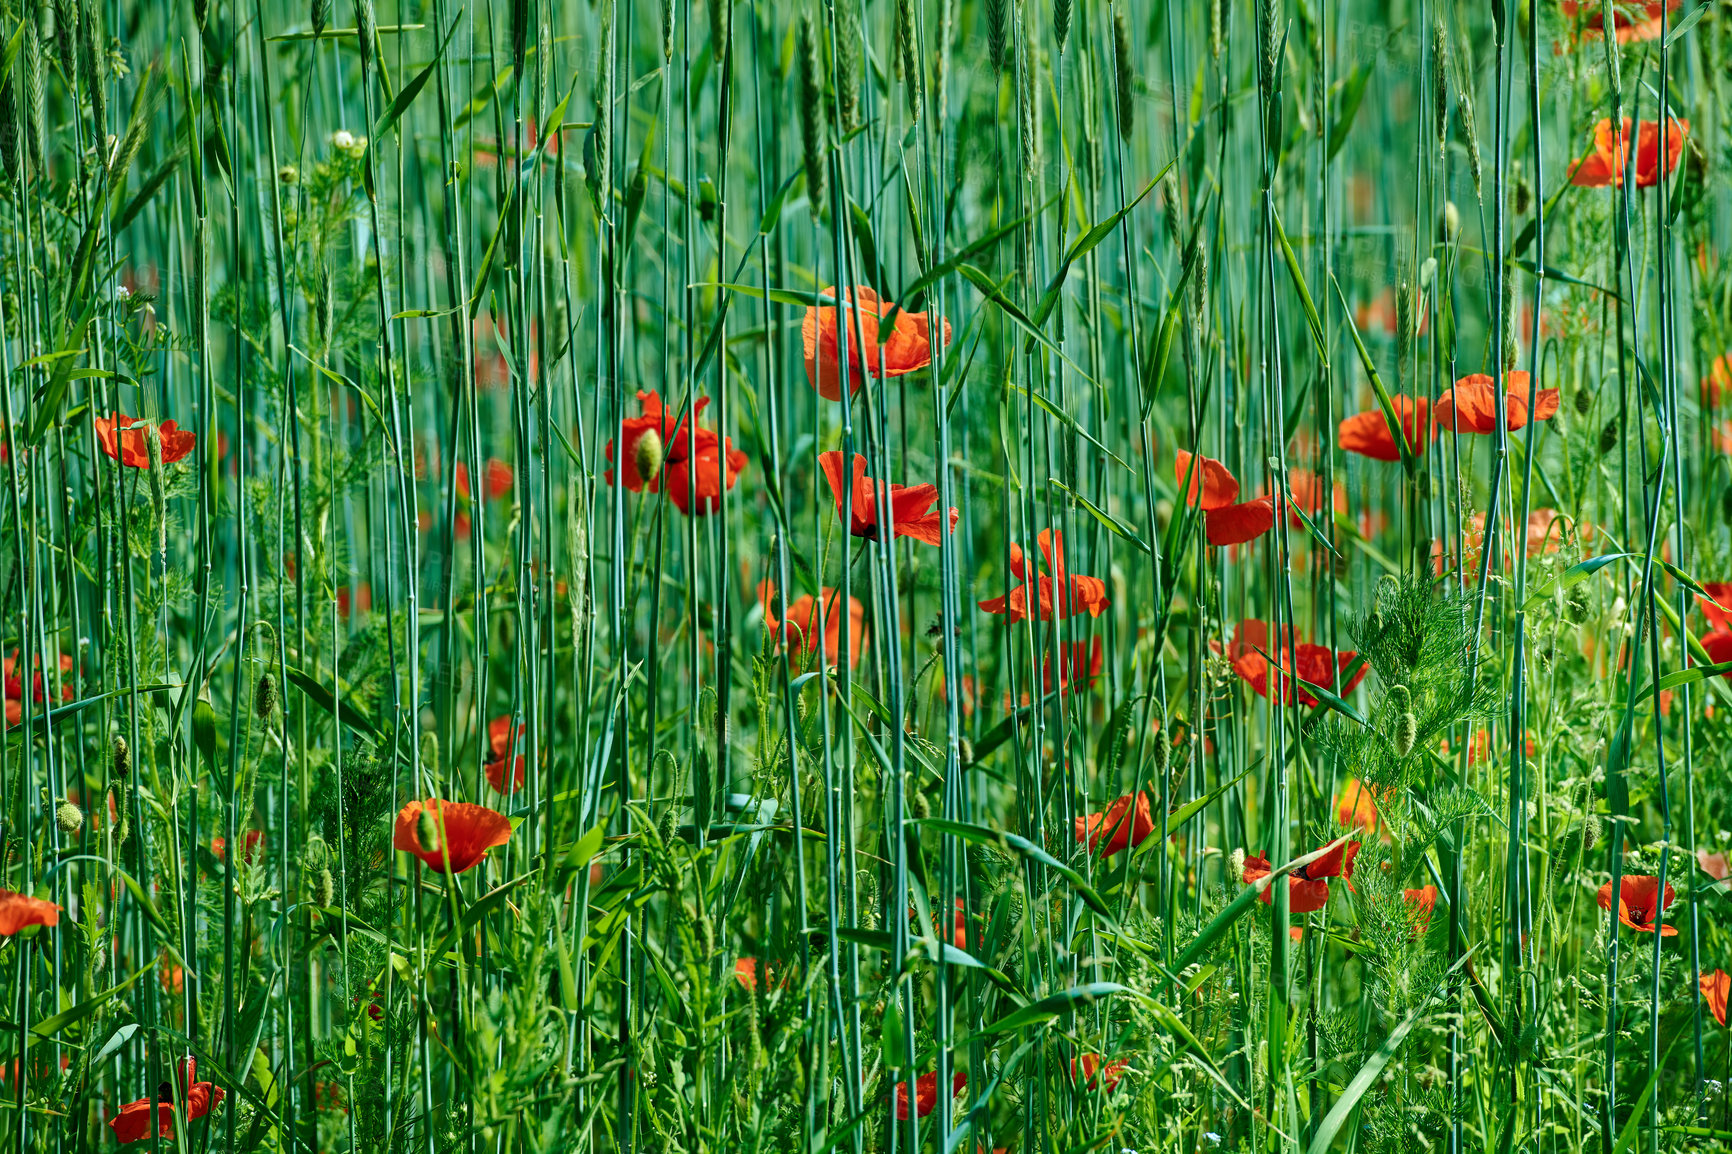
[1241,840,1361,914]
[734,957,790,993]
[1205,496,1275,547]
[1074,792,1155,857]
[803,286,951,401]
[1404,885,1439,934]
[1434,372,1560,434]
[337,584,371,619]
[818,451,958,545]
[1703,969,1730,1027]
[977,530,1110,623]
[1174,450,1239,509]
[0,889,60,935]
[1337,396,1434,461]
[108,1057,225,1144]
[393,799,513,874]
[484,715,527,794]
[758,580,868,670]
[212,830,265,865]
[95,413,197,468]
[3,651,74,723]
[1227,620,1366,707]
[1559,0,1678,44]
[662,439,749,516]
[1071,1053,1130,1092]
[1704,631,1732,675]
[454,458,514,501]
[1704,354,1732,410]
[603,390,748,515]
[1568,117,1688,187]
[1283,469,1346,528]
[894,1070,966,1120]
[1698,584,1732,632]
[1597,874,1678,936]
[1042,637,1104,697]
[1335,778,1383,834]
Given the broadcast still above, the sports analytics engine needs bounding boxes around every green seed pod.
[1458,91,1482,198]
[1574,387,1593,415]
[255,673,277,720]
[1152,728,1170,776]
[1598,417,1619,456]
[634,427,664,484]
[417,808,441,854]
[56,798,85,835]
[986,0,1008,72]
[896,0,921,122]
[353,0,376,74]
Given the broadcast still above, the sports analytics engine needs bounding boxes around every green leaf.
[914,818,1117,925]
[116,870,172,935]
[1661,2,1707,48]
[981,982,1138,1035]
[27,963,150,1040]
[1521,552,1634,611]
[1172,837,1357,971]
[1306,999,1431,1154]
[372,15,459,141]
[284,665,381,738]
[1272,208,1328,365]
[1331,275,1417,476]
[1327,60,1373,162]
[1048,478,1149,553]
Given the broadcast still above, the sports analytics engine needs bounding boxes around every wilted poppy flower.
[977,530,1110,623]
[109,1057,225,1144]
[1241,840,1361,914]
[1434,373,1559,434]
[1703,969,1730,1027]
[1227,620,1366,707]
[1404,885,1439,934]
[818,451,958,545]
[95,413,197,468]
[1597,874,1678,935]
[1559,0,1677,44]
[1205,496,1275,547]
[1075,792,1155,857]
[803,286,951,401]
[393,799,513,874]
[1335,778,1383,833]
[758,580,868,670]
[0,889,60,935]
[894,1070,966,1120]
[1568,117,1688,188]
[484,714,527,794]
[1338,397,1434,461]
[212,830,264,865]
[1071,1053,1130,1092]
[1174,450,1239,509]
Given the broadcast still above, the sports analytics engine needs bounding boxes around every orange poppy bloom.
[977,529,1110,623]
[1337,396,1434,461]
[894,1070,966,1120]
[803,285,951,401]
[603,390,748,515]
[94,413,197,468]
[109,1058,225,1144]
[1226,620,1367,707]
[0,890,60,935]
[1597,874,1678,936]
[1559,0,1678,43]
[1404,885,1439,934]
[1241,840,1361,914]
[484,715,527,794]
[393,799,513,874]
[1070,1053,1130,1092]
[817,451,958,545]
[1174,450,1239,509]
[1205,496,1275,547]
[1283,469,1346,528]
[1434,372,1559,434]
[910,897,973,948]
[1075,792,1155,857]
[1703,354,1732,409]
[1568,117,1688,188]
[757,580,868,670]
[1335,778,1383,833]
[734,957,790,992]
[1703,969,1730,1027]
[212,830,265,865]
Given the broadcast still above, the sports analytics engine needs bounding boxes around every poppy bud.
[278,164,299,185]
[1395,713,1417,757]
[1152,729,1169,776]
[315,866,336,908]
[696,911,715,960]
[1584,813,1600,853]
[1229,847,1245,881]
[255,672,277,719]
[1565,587,1589,624]
[1574,387,1593,415]
[1439,200,1460,242]
[55,798,84,834]
[1598,418,1619,456]
[634,427,664,482]
[112,733,129,777]
[416,809,441,854]
[957,738,973,765]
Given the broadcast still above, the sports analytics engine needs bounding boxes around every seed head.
[1113,12,1135,141]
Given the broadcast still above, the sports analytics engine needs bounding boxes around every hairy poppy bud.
[255,672,277,720]
[1584,813,1600,853]
[416,809,441,854]
[1395,713,1417,757]
[1439,200,1460,242]
[315,866,336,908]
[1229,847,1246,881]
[1598,418,1619,456]
[634,427,664,483]
[1152,729,1170,775]
[1574,387,1593,415]
[112,734,129,777]
[55,798,84,834]
[278,164,299,185]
